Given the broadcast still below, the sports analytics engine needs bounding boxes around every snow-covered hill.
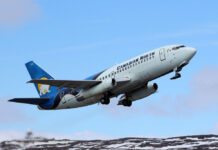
[1,135,218,150]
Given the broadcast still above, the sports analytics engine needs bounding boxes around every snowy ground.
[1,135,218,150]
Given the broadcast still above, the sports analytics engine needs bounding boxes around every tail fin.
[25,61,56,99]
[8,61,63,109]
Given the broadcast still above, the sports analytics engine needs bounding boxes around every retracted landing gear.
[100,93,110,105]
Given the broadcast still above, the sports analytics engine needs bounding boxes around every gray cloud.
[0,0,40,28]
[0,130,25,141]
[144,66,218,116]
[0,97,32,123]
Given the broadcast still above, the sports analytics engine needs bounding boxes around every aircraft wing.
[27,79,102,89]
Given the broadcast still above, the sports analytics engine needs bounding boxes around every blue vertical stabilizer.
[25,61,61,109]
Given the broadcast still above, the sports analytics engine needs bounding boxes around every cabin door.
[159,48,166,61]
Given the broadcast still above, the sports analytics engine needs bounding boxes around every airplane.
[9,45,196,110]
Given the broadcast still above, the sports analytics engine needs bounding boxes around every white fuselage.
[55,45,196,109]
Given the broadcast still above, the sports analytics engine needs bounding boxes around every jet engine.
[129,83,158,101]
[118,83,158,106]
[76,79,116,101]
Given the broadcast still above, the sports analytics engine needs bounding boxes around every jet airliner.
[9,45,196,110]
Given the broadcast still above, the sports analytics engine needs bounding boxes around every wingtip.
[27,80,33,83]
[8,99,15,102]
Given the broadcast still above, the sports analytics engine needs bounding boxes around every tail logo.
[38,77,51,96]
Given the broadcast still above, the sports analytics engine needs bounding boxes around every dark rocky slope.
[1,135,218,150]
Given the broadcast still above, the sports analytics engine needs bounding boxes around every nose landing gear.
[170,72,181,80]
[171,62,189,80]
[170,66,182,80]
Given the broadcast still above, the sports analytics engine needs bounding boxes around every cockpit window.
[172,45,185,50]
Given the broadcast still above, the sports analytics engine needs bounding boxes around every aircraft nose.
[190,47,197,56]
[187,47,197,60]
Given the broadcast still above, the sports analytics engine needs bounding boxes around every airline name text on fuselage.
[117,52,155,71]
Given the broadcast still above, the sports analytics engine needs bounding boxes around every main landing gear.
[117,95,132,107]
[100,93,110,105]
[118,99,132,107]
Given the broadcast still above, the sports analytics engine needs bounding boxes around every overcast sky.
[1,0,218,141]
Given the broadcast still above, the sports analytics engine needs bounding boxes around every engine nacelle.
[76,79,116,101]
[128,83,158,101]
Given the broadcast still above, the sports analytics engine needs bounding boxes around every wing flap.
[27,79,102,89]
[9,98,49,105]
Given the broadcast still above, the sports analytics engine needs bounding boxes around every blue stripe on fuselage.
[85,70,105,80]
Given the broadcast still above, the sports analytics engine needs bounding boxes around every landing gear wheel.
[100,94,110,105]
[100,98,110,105]
[123,100,132,107]
[170,72,181,80]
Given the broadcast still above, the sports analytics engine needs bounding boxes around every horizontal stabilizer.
[9,98,49,105]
